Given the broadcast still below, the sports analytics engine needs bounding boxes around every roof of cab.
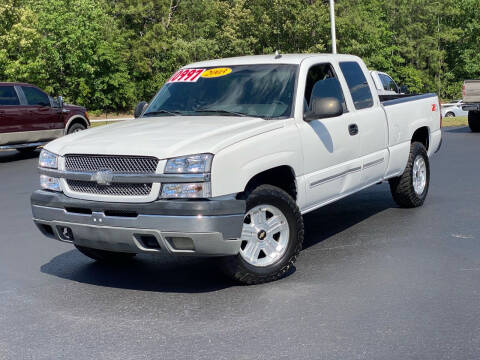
[185,53,361,68]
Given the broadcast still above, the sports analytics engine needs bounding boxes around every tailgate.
[463,80,480,103]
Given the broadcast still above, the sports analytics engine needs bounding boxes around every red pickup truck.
[0,82,90,153]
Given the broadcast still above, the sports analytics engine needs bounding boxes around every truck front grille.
[64,154,159,197]
[67,180,152,196]
[65,154,159,174]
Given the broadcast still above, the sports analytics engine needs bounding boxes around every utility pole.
[329,0,337,54]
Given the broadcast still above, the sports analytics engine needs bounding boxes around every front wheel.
[220,185,304,284]
[75,245,136,263]
[389,142,430,208]
[67,123,86,134]
[468,111,480,132]
[445,112,455,118]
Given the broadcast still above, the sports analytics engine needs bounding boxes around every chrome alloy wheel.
[413,155,427,195]
[239,205,290,267]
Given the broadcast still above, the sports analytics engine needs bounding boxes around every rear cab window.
[339,61,374,110]
[21,86,50,107]
[0,86,20,106]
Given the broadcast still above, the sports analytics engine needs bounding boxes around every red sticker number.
[168,69,205,83]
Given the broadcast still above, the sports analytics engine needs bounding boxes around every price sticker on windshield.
[168,69,205,83]
[202,68,232,78]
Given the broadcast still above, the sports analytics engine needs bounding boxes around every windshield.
[143,64,298,119]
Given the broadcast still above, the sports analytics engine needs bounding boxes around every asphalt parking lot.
[0,127,479,360]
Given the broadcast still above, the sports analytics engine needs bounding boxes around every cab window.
[22,86,50,107]
[380,74,399,93]
[304,63,347,114]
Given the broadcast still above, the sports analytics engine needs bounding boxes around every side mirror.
[304,97,343,122]
[134,101,148,118]
[56,96,64,108]
[399,85,409,94]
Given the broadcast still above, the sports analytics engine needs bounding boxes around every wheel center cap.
[257,230,267,240]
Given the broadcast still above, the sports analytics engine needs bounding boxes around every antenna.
[275,50,282,59]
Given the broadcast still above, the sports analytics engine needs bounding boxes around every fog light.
[40,175,61,192]
[166,237,195,251]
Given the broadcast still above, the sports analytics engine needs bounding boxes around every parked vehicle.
[441,99,469,118]
[370,70,401,95]
[462,80,480,132]
[31,54,442,284]
[0,82,89,152]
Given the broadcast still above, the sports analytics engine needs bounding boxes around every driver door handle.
[348,124,359,136]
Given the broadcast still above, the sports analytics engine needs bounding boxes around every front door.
[298,63,362,211]
[20,85,63,132]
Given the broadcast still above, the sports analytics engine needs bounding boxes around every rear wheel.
[220,185,304,284]
[445,112,455,117]
[468,111,480,132]
[67,122,86,134]
[389,142,430,208]
[75,245,136,263]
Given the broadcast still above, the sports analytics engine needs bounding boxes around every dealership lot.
[0,127,479,360]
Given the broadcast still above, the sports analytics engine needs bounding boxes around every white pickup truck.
[31,54,442,284]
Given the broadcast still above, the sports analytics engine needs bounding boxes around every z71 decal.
[168,69,205,83]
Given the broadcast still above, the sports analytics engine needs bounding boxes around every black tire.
[74,244,136,263]
[468,111,480,132]
[445,112,455,117]
[67,122,86,134]
[389,142,430,208]
[220,185,304,285]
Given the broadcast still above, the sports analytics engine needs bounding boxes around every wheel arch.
[65,115,89,134]
[411,126,430,150]
[238,165,297,201]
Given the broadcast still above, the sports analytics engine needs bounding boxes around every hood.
[46,115,284,159]
[64,104,86,111]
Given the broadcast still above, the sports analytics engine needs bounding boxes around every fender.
[211,123,303,198]
[64,115,89,135]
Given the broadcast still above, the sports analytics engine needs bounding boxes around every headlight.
[161,182,211,198]
[39,149,58,169]
[40,174,61,192]
[165,154,213,174]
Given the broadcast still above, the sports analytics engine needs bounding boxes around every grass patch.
[442,116,467,127]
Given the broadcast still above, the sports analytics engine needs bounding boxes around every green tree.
[1,0,134,111]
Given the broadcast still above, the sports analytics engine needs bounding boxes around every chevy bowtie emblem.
[91,170,114,186]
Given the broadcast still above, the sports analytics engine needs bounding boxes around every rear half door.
[338,61,388,186]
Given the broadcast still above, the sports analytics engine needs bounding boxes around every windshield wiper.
[142,110,183,117]
[193,108,251,117]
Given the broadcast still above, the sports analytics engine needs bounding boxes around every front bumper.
[31,190,245,256]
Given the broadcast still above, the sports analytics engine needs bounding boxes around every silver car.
[441,100,468,117]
